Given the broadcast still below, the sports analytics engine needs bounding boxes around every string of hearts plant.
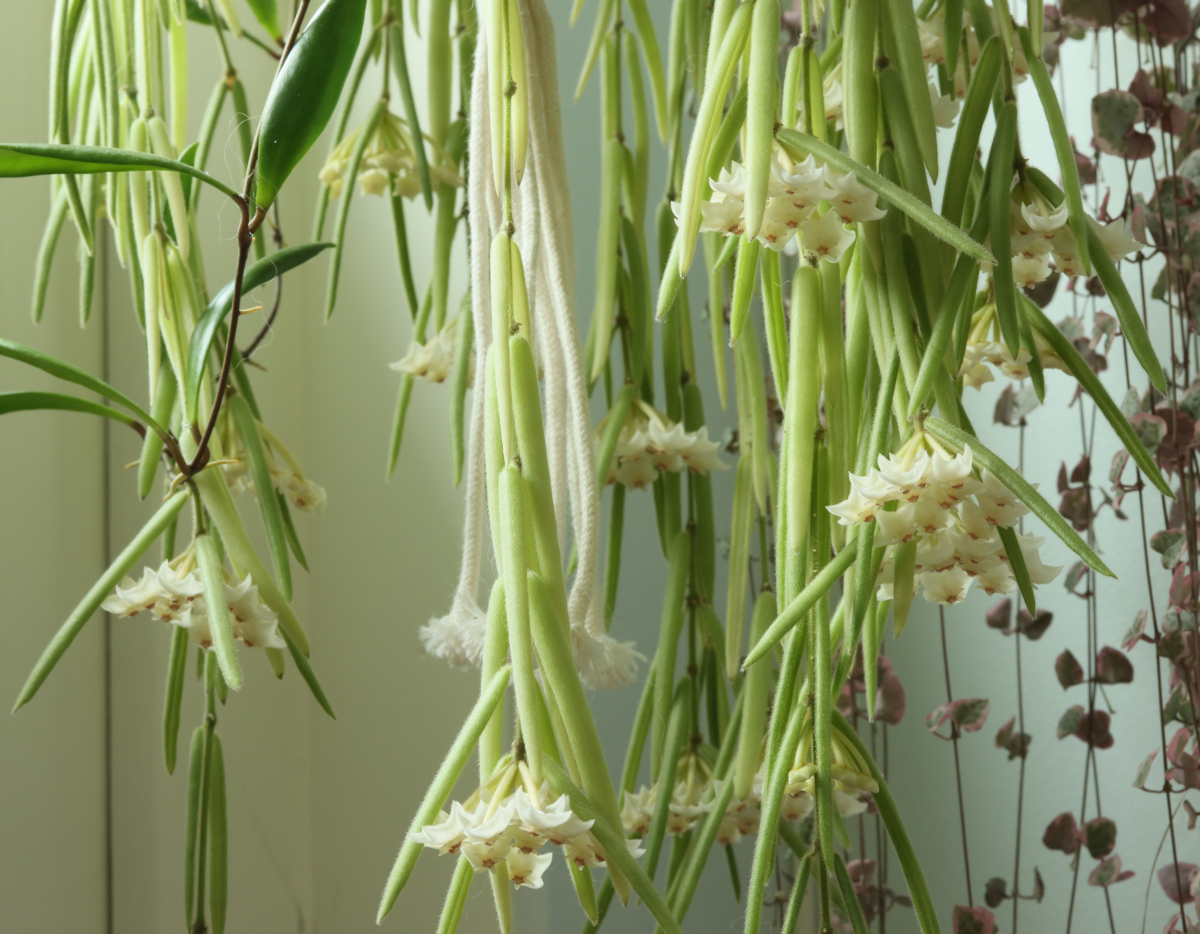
[2,0,1194,931]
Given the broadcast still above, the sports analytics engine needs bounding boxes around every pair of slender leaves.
[184,241,333,424]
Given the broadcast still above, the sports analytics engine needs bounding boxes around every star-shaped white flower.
[874,503,918,546]
[919,567,974,605]
[1012,251,1053,289]
[800,210,856,262]
[929,83,960,128]
[1017,533,1063,585]
[224,576,285,649]
[102,566,163,617]
[1021,202,1069,235]
[409,808,468,855]
[506,848,553,888]
[1088,216,1143,261]
[824,169,887,223]
[828,490,880,526]
[976,562,1017,596]
[877,450,931,502]
[975,469,1030,528]
[620,786,655,835]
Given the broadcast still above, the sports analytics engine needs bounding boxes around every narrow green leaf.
[376,665,511,921]
[619,665,655,796]
[924,416,1115,576]
[574,0,617,100]
[229,397,292,601]
[185,242,334,423]
[436,857,474,934]
[163,626,189,774]
[32,187,69,323]
[527,570,630,900]
[595,383,636,489]
[641,679,691,880]
[834,854,871,934]
[139,376,177,501]
[389,20,434,210]
[743,0,781,239]
[14,490,190,710]
[744,545,857,668]
[997,524,1037,614]
[776,128,994,263]
[0,143,240,201]
[908,196,989,418]
[1023,297,1169,495]
[277,490,310,571]
[940,37,1001,228]
[326,97,387,321]
[885,0,940,178]
[833,712,942,934]
[653,532,691,780]
[195,533,243,691]
[0,390,142,430]
[184,725,204,922]
[989,102,1021,355]
[1024,167,1166,392]
[280,627,335,718]
[192,468,310,655]
[386,374,416,477]
[208,733,228,934]
[1018,25,1090,274]
[626,0,668,142]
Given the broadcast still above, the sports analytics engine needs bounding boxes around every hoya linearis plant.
[383,0,1173,930]
[1,0,1183,930]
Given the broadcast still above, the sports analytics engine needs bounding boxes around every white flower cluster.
[917,9,1031,96]
[827,440,1062,606]
[411,770,640,889]
[224,459,327,514]
[685,156,884,262]
[1005,202,1143,288]
[620,756,817,848]
[320,109,460,200]
[787,727,879,818]
[600,399,727,490]
[389,317,470,385]
[957,301,1069,390]
[102,558,284,649]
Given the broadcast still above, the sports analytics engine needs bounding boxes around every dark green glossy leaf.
[255,0,369,209]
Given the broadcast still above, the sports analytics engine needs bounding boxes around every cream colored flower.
[800,210,856,263]
[825,169,888,223]
[929,83,960,128]
[1088,215,1143,261]
[410,808,468,855]
[506,848,553,887]
[919,567,974,605]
